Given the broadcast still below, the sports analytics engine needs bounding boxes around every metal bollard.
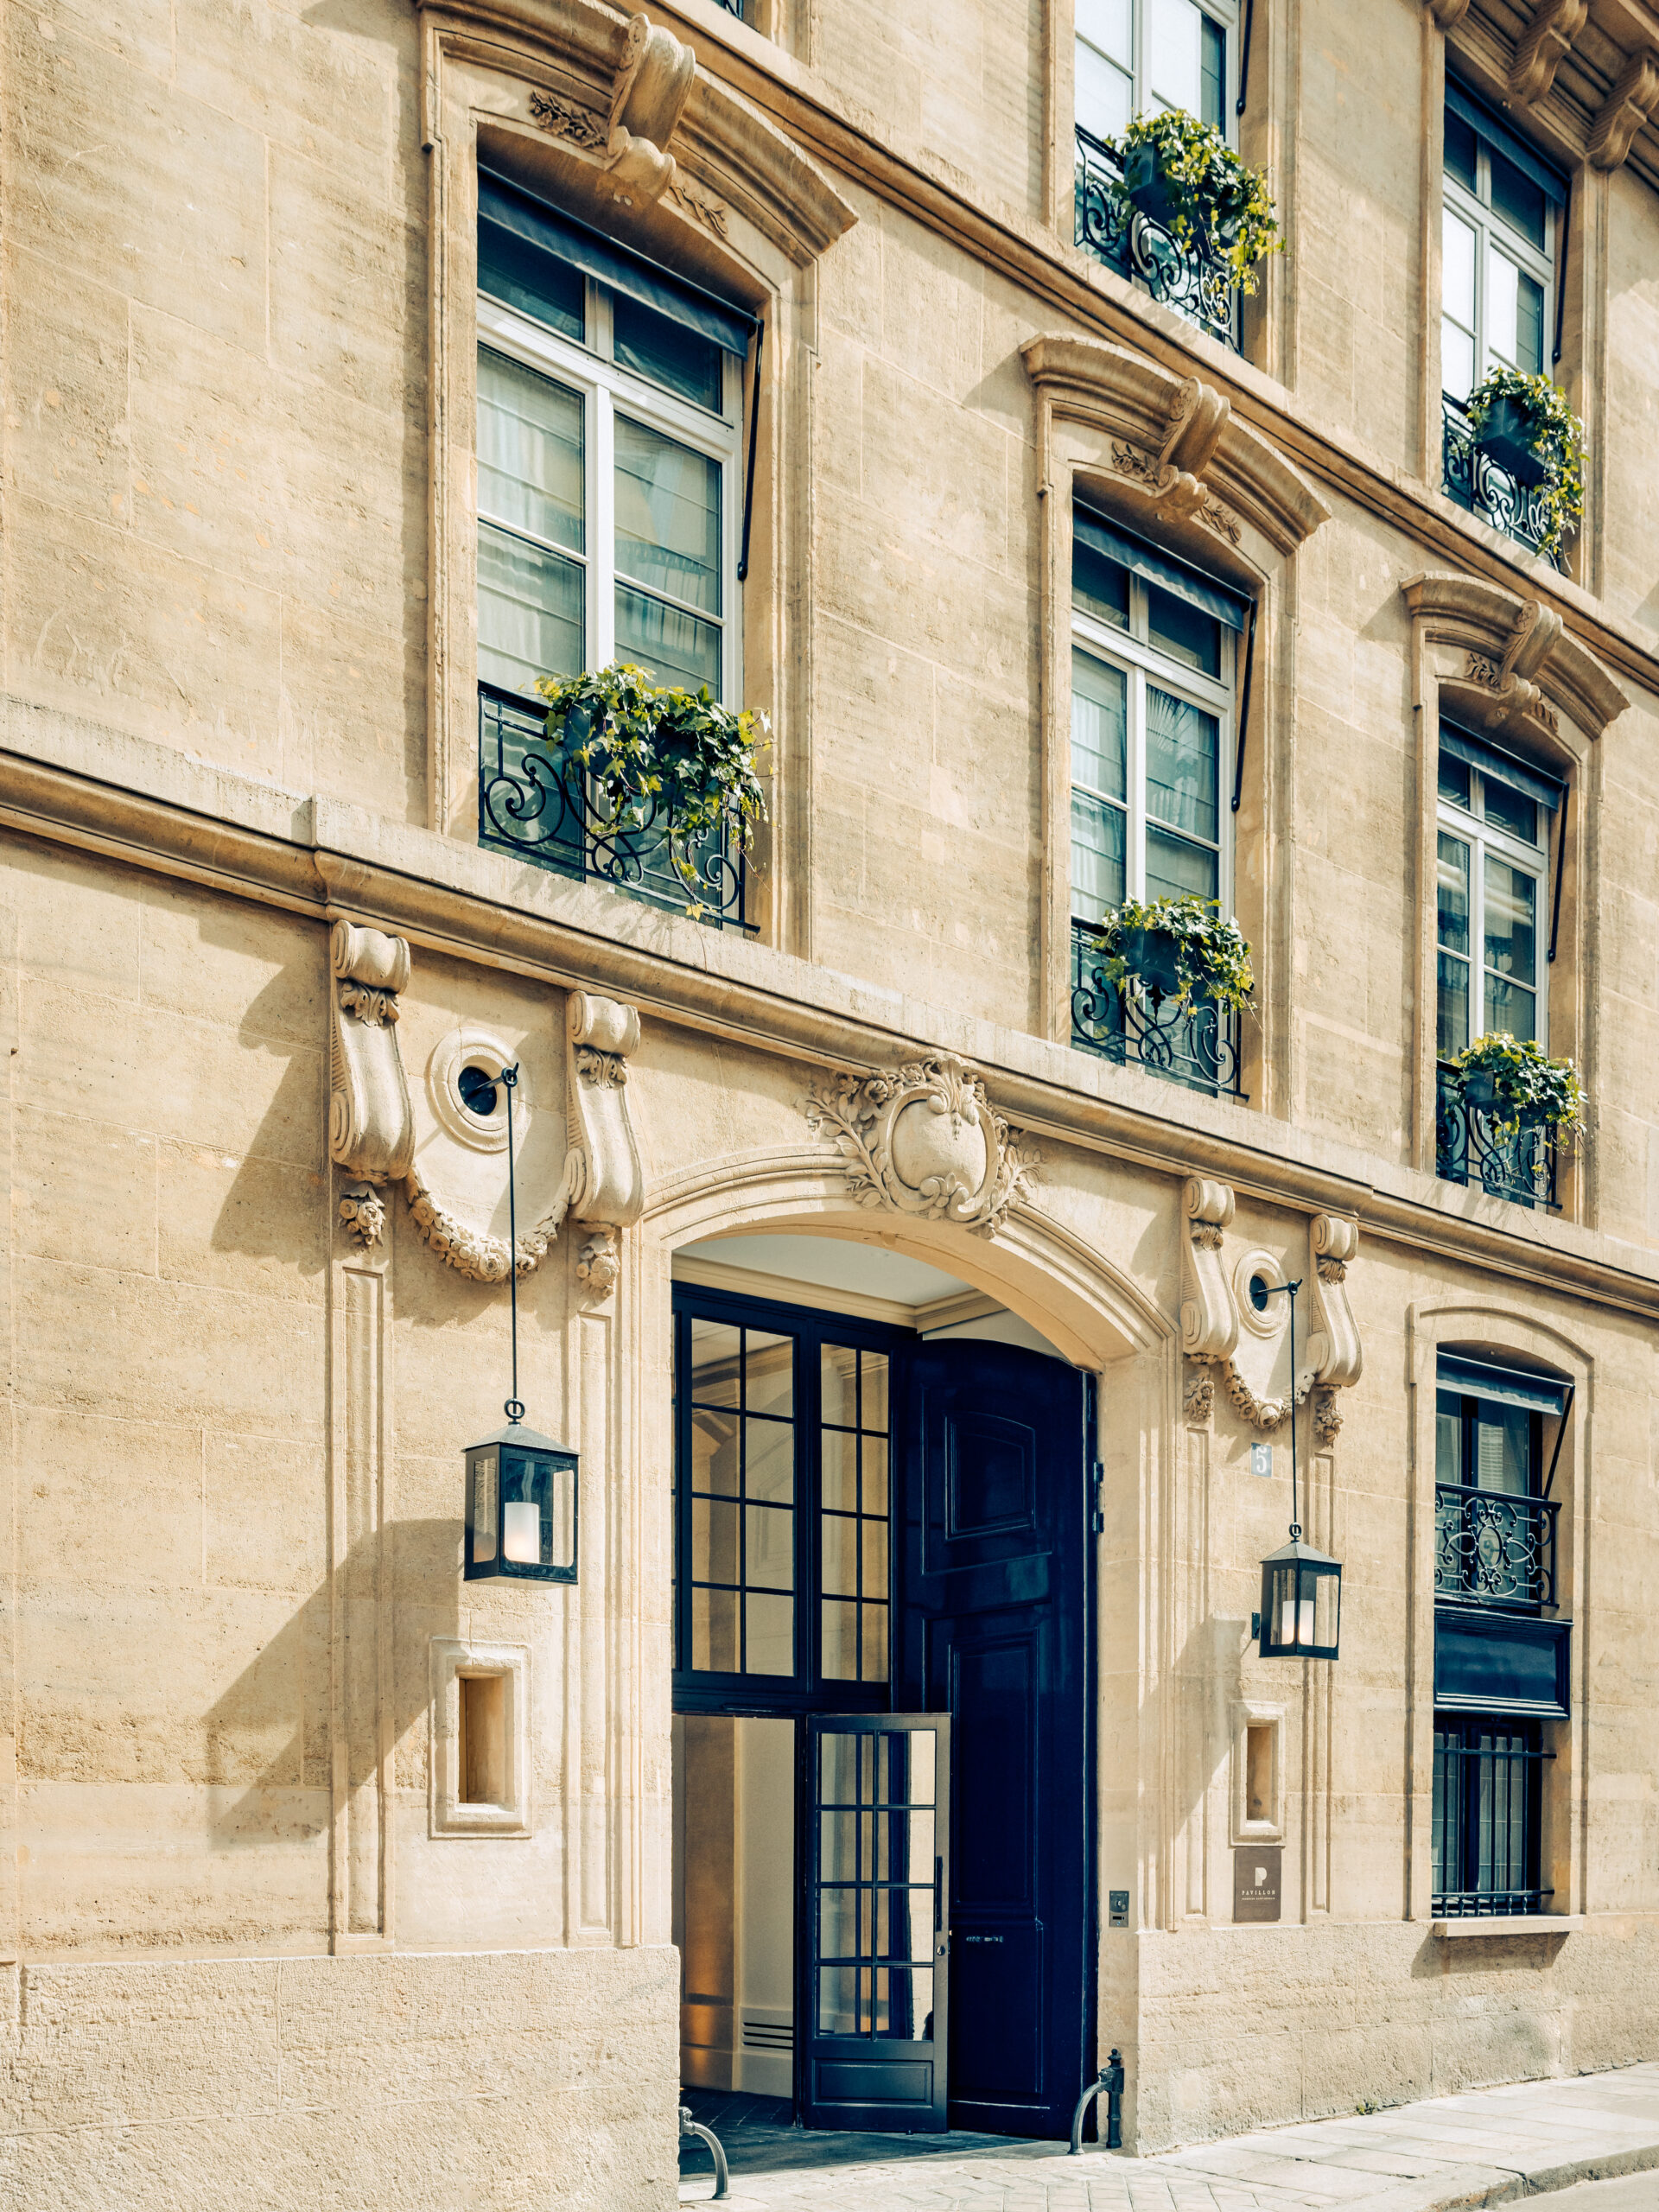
[678,2105,731,2202]
[1068,2049,1126,2154]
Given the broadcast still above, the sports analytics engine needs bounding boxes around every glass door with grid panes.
[1076,0,1236,142]
[1441,99,1558,404]
[1434,739,1552,1058]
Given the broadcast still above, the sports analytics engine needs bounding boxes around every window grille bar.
[1440,392,1567,569]
[1073,126,1243,354]
[1432,1726,1552,1916]
[1434,1063,1559,1211]
[1433,1483,1558,1609]
[1071,919,1246,1098]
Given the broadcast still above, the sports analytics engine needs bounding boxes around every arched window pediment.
[1022,332,1330,567]
[1402,571,1628,758]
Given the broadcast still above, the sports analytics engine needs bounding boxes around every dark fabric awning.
[1446,78,1568,209]
[1437,1351,1570,1415]
[1440,719,1565,811]
[1075,506,1250,632]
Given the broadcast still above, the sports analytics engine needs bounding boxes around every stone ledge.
[1431,1913,1586,1938]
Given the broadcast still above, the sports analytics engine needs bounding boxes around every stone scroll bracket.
[1306,1213,1362,1446]
[801,1052,1036,1240]
[329,920,415,1195]
[524,10,696,213]
[1180,1178,1238,1366]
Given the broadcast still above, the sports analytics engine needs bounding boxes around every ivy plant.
[535,663,770,918]
[1096,894,1255,1014]
[1465,367,1586,560]
[1450,1032,1586,1141]
[1108,110,1283,289]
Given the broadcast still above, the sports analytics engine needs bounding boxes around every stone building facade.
[5,0,1659,2204]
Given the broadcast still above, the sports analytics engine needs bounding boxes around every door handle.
[934,1855,943,1933]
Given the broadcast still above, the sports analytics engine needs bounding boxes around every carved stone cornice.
[1179,1177,1238,1363]
[1589,50,1659,170]
[1307,1214,1362,1392]
[1402,571,1630,747]
[1022,332,1330,558]
[1510,0,1588,106]
[329,921,415,1185]
[802,1053,1035,1238]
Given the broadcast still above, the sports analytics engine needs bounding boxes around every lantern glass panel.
[466,1430,578,1582]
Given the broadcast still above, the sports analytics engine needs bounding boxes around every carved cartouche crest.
[1184,1367,1216,1426]
[803,1052,1034,1238]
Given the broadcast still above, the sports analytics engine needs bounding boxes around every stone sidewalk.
[678,2063,1659,2209]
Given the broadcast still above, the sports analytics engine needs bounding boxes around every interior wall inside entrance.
[672,1713,797,2098]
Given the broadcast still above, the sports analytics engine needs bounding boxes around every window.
[476,184,743,706]
[1070,512,1239,924]
[1433,1351,1565,1611]
[1441,87,1563,404]
[1434,727,1557,1058]
[1433,1717,1549,1916]
[672,1296,902,1707]
[1076,0,1235,142]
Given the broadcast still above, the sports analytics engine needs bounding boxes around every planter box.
[1123,143,1183,233]
[1475,396,1554,491]
[1121,924,1182,1001]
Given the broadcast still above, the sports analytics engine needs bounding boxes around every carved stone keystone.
[803,1052,1034,1237]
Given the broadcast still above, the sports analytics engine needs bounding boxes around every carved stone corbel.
[802,1053,1035,1238]
[329,921,414,1185]
[563,991,645,1275]
[604,13,695,204]
[1589,50,1659,170]
[1306,1215,1362,1393]
[1111,377,1240,542]
[1466,597,1564,734]
[1179,1178,1238,1365]
[1510,0,1587,105]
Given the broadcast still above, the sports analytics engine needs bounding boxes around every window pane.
[1147,585,1221,677]
[1073,539,1132,630]
[1148,0,1204,114]
[614,414,722,613]
[1515,270,1544,376]
[874,1967,932,2040]
[1071,652,1128,798]
[479,226,585,340]
[1445,110,1478,192]
[1076,0,1130,65]
[477,524,584,695]
[1442,207,1478,329]
[861,1354,889,1437]
[746,1331,794,1418]
[1437,832,1471,957]
[478,349,585,550]
[1075,37,1132,138]
[1201,15,1226,131]
[692,1586,739,1671]
[821,1599,860,1681]
[1488,247,1520,366]
[822,1427,856,1514]
[1483,775,1539,848]
[1438,753,1472,809]
[1146,826,1218,904]
[1146,687,1219,842]
[862,1517,887,1602]
[823,1512,859,1599]
[1474,1401,1533,1495]
[1442,315,1476,404]
[745,1592,794,1675]
[861,1604,889,1684]
[746,1417,793,1504]
[862,1435,889,1516]
[1484,855,1537,988]
[1436,1391,1465,1484]
[690,1319,741,1407]
[822,1344,858,1429]
[1437,949,1471,1058]
[1490,149,1547,251]
[1486,973,1535,1042]
[692,1497,739,1581]
[1071,791,1127,922]
[614,581,721,696]
[612,291,722,413]
[690,1408,740,1497]
[746,1503,793,1592]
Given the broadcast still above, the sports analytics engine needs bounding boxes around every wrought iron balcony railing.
[1435,1483,1558,1611]
[1440,392,1563,568]
[478,684,751,930]
[1073,125,1241,353]
[1435,1063,1558,1211]
[1071,919,1245,1096]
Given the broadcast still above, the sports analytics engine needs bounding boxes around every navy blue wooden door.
[897,1340,1092,2139]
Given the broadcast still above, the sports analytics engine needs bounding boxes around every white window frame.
[1441,127,1556,401]
[1075,0,1241,145]
[476,281,742,706]
[1435,763,1550,1056]
[1070,575,1236,923]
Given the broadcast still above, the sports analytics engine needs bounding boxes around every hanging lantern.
[1257,1535,1341,1659]
[464,1423,577,1584]
[461,1060,578,1586]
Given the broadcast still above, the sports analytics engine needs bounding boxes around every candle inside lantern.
[503,1500,541,1564]
[1299,1594,1316,1644]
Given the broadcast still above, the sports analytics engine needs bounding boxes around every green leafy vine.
[1093,895,1255,1014]
[1465,367,1586,561]
[1450,1032,1586,1141]
[1107,110,1283,290]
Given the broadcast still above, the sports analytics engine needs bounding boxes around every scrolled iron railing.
[1434,1063,1558,1211]
[477,684,751,930]
[1440,392,1564,568]
[1434,1483,1558,1610]
[1071,918,1245,1097]
[1073,124,1241,353]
